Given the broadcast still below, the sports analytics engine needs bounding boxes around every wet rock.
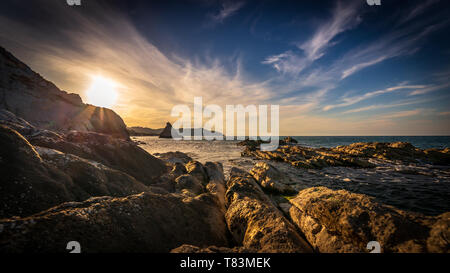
[250,162,296,194]
[154,151,192,164]
[0,191,230,253]
[224,167,313,253]
[288,187,449,253]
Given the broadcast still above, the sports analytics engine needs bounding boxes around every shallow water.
[135,136,254,176]
[136,136,450,215]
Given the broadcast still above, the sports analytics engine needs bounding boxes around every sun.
[85,76,119,108]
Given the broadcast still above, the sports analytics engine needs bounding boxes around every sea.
[135,136,450,176]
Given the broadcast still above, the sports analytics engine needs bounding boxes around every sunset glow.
[85,76,118,108]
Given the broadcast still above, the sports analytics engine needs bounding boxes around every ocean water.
[285,136,450,149]
[136,135,450,177]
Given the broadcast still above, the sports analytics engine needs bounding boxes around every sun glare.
[86,76,119,108]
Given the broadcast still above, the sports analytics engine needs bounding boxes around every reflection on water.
[135,136,254,176]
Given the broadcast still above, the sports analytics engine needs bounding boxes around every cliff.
[0,46,129,139]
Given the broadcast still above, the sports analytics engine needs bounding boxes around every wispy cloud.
[298,1,361,61]
[209,1,245,25]
[409,82,450,95]
[323,85,427,111]
[263,1,361,75]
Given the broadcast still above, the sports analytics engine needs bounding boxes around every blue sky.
[1,0,449,135]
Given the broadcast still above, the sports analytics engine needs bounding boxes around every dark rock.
[175,174,204,195]
[29,130,167,185]
[0,125,152,218]
[154,151,193,164]
[185,161,208,186]
[0,191,230,253]
[0,46,129,140]
[159,122,180,139]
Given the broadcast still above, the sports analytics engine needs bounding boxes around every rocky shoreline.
[0,121,449,252]
[0,47,448,253]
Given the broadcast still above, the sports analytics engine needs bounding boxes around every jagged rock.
[250,162,296,194]
[0,191,230,253]
[0,46,129,140]
[224,167,313,253]
[0,125,153,218]
[154,151,193,164]
[159,122,181,138]
[175,174,204,195]
[288,187,450,253]
[29,130,167,185]
[185,161,208,186]
[0,109,36,136]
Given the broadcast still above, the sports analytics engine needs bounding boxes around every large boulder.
[0,125,151,218]
[224,168,313,253]
[29,130,167,185]
[288,187,450,253]
[0,191,230,253]
[0,46,129,140]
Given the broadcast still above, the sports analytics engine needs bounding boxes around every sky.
[1,0,450,135]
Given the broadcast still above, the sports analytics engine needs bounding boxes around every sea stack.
[159,122,180,138]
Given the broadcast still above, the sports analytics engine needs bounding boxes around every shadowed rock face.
[288,187,450,253]
[0,191,230,253]
[0,125,152,219]
[224,168,313,253]
[0,46,129,140]
[29,130,167,185]
[159,122,178,138]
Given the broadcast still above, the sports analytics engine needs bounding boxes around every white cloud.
[209,1,245,24]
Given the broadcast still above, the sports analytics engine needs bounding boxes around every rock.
[204,162,227,210]
[154,151,193,164]
[29,130,167,185]
[0,46,129,140]
[288,187,449,253]
[0,109,36,136]
[224,167,313,253]
[185,161,208,186]
[0,191,230,253]
[280,137,298,145]
[0,125,153,218]
[159,122,180,138]
[250,162,296,194]
[175,175,204,195]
